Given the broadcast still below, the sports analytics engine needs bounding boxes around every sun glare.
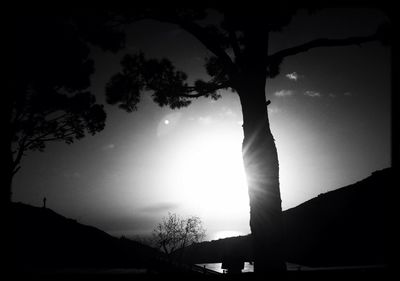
[168,130,250,220]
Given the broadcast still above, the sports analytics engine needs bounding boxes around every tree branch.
[38,135,74,142]
[13,146,25,173]
[13,134,30,172]
[12,166,21,176]
[12,106,27,126]
[178,21,235,72]
[144,13,236,75]
[181,80,231,98]
[269,33,379,61]
[23,121,74,149]
[44,112,68,123]
[24,131,56,149]
[228,29,241,61]
[162,243,169,255]
[179,92,207,98]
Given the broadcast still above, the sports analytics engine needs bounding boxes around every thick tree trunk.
[238,83,286,273]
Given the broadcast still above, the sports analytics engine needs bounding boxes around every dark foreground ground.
[9,267,391,281]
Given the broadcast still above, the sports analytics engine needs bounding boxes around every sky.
[13,8,391,241]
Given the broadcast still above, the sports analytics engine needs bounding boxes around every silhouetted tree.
[105,7,390,272]
[153,213,205,256]
[6,9,126,204]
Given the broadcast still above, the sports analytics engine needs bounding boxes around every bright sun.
[168,129,250,220]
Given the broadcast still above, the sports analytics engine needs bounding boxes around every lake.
[196,262,312,273]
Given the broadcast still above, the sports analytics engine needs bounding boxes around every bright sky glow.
[154,113,252,239]
[168,131,249,218]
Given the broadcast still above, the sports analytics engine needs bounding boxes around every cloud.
[274,90,294,97]
[220,107,236,118]
[285,72,301,81]
[304,91,321,97]
[198,116,213,125]
[268,107,281,114]
[102,144,115,150]
[63,171,81,179]
[139,202,180,214]
[218,107,240,124]
[328,93,337,98]
[344,92,352,96]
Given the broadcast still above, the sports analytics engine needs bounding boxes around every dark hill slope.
[284,167,391,267]
[179,168,392,267]
[10,202,160,270]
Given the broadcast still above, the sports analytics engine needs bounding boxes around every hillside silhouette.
[176,168,391,268]
[284,167,390,267]
[10,202,161,273]
[9,203,224,279]
[9,167,391,278]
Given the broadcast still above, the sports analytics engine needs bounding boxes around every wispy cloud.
[328,93,337,98]
[268,107,281,114]
[344,92,352,96]
[63,171,81,179]
[285,72,301,81]
[219,107,236,118]
[140,202,179,214]
[102,144,115,150]
[304,91,321,97]
[198,116,213,125]
[274,90,294,97]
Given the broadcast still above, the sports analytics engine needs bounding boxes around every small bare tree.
[153,213,206,255]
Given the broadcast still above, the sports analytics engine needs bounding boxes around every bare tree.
[153,213,205,256]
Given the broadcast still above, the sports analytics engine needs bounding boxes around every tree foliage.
[153,213,206,255]
[106,52,226,111]
[106,7,389,111]
[10,9,125,177]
